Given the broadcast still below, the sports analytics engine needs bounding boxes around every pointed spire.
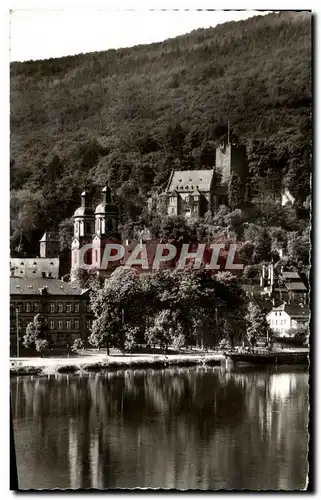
[102,183,112,204]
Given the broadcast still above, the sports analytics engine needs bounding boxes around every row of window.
[12,302,90,313]
[271,319,288,326]
[49,319,93,330]
[15,319,92,331]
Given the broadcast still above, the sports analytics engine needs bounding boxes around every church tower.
[92,184,120,270]
[71,191,95,270]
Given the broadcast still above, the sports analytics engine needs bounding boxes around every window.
[95,250,98,263]
[74,320,79,330]
[34,302,39,312]
[50,303,55,313]
[58,303,63,313]
[66,320,71,330]
[66,303,72,313]
[74,303,79,313]
[26,303,31,312]
[42,272,46,278]
[50,320,55,330]
[171,208,175,213]
[58,320,63,330]
[86,320,92,329]
[86,304,91,313]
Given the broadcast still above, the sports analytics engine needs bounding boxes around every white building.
[266,303,309,336]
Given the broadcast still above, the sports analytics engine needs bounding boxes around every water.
[11,366,309,490]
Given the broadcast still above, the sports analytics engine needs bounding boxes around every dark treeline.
[10,12,311,265]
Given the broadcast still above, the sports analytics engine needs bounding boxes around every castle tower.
[213,139,248,210]
[215,142,247,186]
[71,191,95,270]
[39,232,59,258]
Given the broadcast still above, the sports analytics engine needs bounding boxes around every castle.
[148,141,248,218]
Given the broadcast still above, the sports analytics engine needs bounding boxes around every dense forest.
[10,11,311,270]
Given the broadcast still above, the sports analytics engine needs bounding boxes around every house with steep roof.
[166,169,215,217]
[266,303,309,336]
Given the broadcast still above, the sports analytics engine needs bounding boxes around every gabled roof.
[267,303,310,318]
[167,169,214,192]
[10,277,86,296]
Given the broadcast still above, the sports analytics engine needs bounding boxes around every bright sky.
[9,9,270,62]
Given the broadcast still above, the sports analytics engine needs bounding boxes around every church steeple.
[94,183,118,236]
[101,184,112,204]
[73,190,95,238]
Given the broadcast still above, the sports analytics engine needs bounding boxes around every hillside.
[10,11,311,251]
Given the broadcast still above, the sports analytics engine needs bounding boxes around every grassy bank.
[10,353,223,377]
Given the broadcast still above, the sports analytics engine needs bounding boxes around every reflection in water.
[11,367,309,490]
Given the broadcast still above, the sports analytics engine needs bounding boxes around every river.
[11,366,309,490]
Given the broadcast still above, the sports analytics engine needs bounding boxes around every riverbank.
[10,352,224,376]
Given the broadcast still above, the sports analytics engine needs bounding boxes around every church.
[71,184,121,278]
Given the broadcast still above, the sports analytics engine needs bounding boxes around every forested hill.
[10,11,311,249]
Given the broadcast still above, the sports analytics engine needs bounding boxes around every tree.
[23,314,51,350]
[88,267,144,354]
[70,267,99,289]
[58,217,74,251]
[245,302,270,348]
[252,228,272,263]
[228,174,243,209]
[71,338,84,353]
[145,309,177,351]
[35,339,48,358]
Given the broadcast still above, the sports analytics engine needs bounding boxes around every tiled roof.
[10,277,86,296]
[167,170,214,193]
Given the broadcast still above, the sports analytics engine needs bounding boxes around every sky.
[9,9,270,62]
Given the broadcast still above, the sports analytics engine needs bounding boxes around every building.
[165,169,215,217]
[149,141,248,218]
[10,257,60,279]
[266,303,309,336]
[10,277,93,355]
[10,232,64,279]
[260,263,308,304]
[39,231,60,258]
[71,185,121,279]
